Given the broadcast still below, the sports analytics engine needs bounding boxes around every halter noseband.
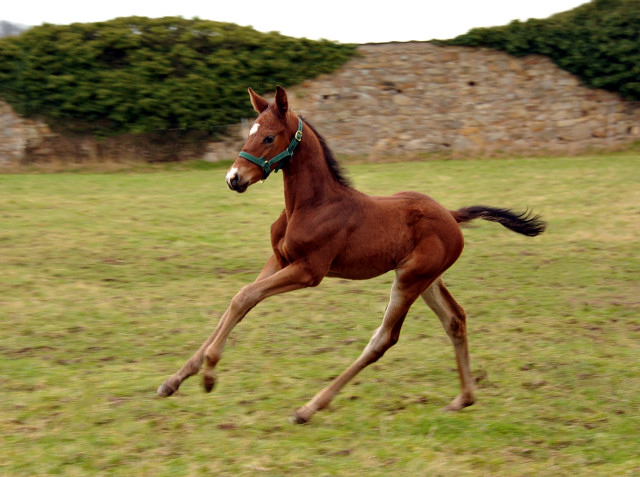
[238,118,303,180]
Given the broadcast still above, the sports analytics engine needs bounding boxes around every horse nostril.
[225,167,248,193]
[226,168,239,190]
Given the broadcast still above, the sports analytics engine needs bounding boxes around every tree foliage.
[435,0,640,100]
[0,17,357,135]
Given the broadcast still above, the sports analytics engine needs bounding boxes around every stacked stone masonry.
[2,42,639,165]
[281,43,640,159]
[0,101,53,165]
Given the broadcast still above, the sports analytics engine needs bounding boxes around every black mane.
[299,116,352,188]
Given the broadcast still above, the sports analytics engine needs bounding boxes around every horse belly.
[327,241,403,280]
[327,260,394,280]
[326,196,458,280]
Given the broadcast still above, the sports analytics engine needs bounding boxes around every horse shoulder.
[270,210,287,238]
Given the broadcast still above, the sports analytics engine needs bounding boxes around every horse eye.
[263,135,275,145]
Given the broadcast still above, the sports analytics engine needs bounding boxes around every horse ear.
[275,86,288,117]
[248,88,269,113]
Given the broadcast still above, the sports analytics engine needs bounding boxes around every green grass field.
[1,153,639,476]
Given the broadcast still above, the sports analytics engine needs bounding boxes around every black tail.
[452,206,546,237]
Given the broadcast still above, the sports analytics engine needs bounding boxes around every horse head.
[226,86,301,193]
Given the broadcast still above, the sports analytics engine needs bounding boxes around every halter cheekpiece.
[238,118,303,180]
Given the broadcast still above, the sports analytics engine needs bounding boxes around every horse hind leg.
[421,278,476,411]
[292,277,420,424]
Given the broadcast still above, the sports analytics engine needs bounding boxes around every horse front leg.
[157,254,284,397]
[201,260,323,392]
[157,257,319,397]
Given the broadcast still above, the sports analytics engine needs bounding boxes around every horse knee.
[299,269,324,288]
[229,285,259,316]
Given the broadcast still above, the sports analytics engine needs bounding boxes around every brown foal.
[157,86,545,423]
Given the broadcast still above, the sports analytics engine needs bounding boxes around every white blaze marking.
[225,167,238,183]
[249,122,260,136]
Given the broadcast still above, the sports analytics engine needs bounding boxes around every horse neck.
[282,120,344,215]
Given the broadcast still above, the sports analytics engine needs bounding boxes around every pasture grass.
[1,153,639,476]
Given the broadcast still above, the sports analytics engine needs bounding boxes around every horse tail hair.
[452,205,546,237]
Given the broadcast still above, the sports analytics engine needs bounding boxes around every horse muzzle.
[225,167,249,193]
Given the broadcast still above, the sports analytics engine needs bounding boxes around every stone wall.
[2,42,640,166]
[284,43,640,158]
[0,99,208,165]
[0,101,52,166]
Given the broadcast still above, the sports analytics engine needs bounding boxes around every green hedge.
[0,17,357,136]
[435,0,640,101]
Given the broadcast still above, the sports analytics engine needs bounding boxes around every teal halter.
[238,118,303,180]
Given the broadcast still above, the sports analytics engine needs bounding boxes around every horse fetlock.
[204,348,222,369]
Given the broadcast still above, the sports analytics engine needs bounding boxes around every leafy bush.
[435,0,640,100]
[0,17,357,136]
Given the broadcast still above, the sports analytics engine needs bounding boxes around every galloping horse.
[157,86,545,423]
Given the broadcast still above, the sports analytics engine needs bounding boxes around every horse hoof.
[290,411,310,425]
[157,381,176,397]
[442,394,475,412]
[203,374,216,393]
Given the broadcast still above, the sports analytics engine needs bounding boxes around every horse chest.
[277,230,323,264]
[275,208,345,262]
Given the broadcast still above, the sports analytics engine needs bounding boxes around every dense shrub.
[0,17,357,136]
[435,0,640,100]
